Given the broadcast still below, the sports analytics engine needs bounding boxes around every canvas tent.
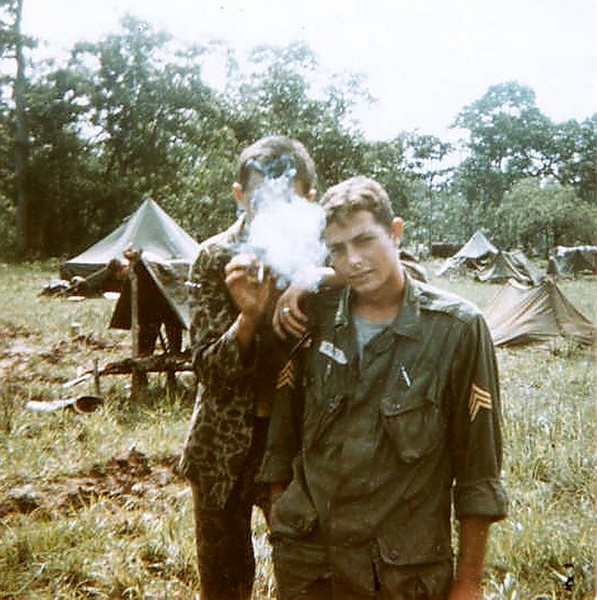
[476,250,542,285]
[61,199,200,331]
[437,231,498,276]
[483,278,594,347]
[546,245,597,277]
[60,199,200,280]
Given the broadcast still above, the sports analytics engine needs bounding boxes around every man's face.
[324,209,402,298]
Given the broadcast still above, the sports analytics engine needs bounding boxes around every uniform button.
[327,395,343,411]
[389,550,399,561]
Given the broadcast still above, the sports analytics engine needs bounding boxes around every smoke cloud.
[241,177,328,291]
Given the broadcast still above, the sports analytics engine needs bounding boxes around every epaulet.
[414,280,481,323]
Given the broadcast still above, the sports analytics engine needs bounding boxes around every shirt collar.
[232,213,249,241]
[334,272,424,341]
[219,213,249,250]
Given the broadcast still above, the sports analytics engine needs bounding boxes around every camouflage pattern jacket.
[179,217,284,509]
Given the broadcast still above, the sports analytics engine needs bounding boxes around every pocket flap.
[380,368,438,416]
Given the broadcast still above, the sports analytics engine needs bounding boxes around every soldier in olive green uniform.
[179,136,317,600]
[261,176,507,600]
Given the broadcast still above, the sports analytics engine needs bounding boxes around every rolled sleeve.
[454,479,508,521]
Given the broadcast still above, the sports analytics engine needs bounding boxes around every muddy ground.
[0,316,186,523]
[0,448,181,521]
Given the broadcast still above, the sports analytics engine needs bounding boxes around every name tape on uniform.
[318,340,348,365]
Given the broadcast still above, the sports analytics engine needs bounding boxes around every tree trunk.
[13,0,28,257]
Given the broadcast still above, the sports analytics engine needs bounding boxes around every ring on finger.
[282,306,291,315]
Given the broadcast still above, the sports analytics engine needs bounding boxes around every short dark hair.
[237,135,316,196]
[319,176,394,231]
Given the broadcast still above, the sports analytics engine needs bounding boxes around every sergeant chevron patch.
[469,382,492,421]
[276,359,296,390]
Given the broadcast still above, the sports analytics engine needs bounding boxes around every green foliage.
[496,178,596,254]
[0,190,17,257]
[0,15,594,259]
[487,346,595,599]
[407,185,475,248]
[226,41,371,190]
[454,82,555,178]
[453,82,560,210]
[361,137,411,215]
[64,16,231,241]
[399,133,455,244]
[553,115,597,204]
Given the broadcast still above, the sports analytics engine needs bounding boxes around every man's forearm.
[450,517,492,600]
[232,312,261,356]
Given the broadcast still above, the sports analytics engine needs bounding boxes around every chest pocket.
[380,371,445,463]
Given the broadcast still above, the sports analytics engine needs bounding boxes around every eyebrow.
[326,230,378,249]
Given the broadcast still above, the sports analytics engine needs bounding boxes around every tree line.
[1,2,595,261]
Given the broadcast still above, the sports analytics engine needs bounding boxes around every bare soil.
[0,449,182,521]
[0,315,186,523]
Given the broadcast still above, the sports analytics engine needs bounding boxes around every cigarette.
[256,262,265,283]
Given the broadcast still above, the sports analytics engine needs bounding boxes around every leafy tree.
[225,42,370,189]
[68,17,226,206]
[551,115,597,204]
[0,0,36,258]
[496,178,596,255]
[361,137,410,214]
[23,67,109,255]
[19,16,238,254]
[402,133,453,245]
[452,81,555,211]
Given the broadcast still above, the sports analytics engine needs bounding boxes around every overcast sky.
[21,0,597,141]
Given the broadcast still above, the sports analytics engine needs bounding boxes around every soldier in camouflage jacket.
[179,135,316,600]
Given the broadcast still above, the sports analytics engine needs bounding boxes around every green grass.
[0,260,595,599]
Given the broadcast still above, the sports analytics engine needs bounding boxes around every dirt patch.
[1,315,188,522]
[0,319,33,339]
[0,312,128,395]
[0,321,36,374]
[0,449,183,521]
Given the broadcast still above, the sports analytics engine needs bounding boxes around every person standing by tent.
[260,176,508,600]
[178,135,318,600]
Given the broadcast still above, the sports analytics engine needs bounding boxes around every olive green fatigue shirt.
[260,275,507,594]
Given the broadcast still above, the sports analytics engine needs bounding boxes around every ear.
[391,217,404,246]
[307,188,317,202]
[232,182,244,207]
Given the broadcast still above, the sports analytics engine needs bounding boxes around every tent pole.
[126,249,143,399]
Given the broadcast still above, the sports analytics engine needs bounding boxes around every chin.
[351,279,377,295]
